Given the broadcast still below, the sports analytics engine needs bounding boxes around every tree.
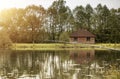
[46,0,73,40]
[73,4,93,31]
[0,2,120,43]
[85,4,93,30]
[0,5,47,43]
[93,4,111,43]
[0,8,20,42]
[24,5,46,43]
[47,7,58,40]
[107,8,120,43]
[97,5,110,43]
[73,5,86,30]
[93,4,103,42]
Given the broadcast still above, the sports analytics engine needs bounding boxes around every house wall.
[70,37,95,44]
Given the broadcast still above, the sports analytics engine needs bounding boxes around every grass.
[11,43,120,50]
[11,43,96,50]
[94,43,120,49]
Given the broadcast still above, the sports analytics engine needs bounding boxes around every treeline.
[0,0,120,43]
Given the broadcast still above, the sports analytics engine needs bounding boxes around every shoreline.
[11,43,120,51]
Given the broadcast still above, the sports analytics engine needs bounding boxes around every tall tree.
[0,8,21,42]
[47,7,57,40]
[93,4,111,43]
[0,5,47,43]
[108,8,120,43]
[73,5,86,30]
[99,5,110,42]
[85,4,93,30]
[46,0,73,41]
[21,5,46,43]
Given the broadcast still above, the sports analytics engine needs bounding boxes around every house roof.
[70,29,95,38]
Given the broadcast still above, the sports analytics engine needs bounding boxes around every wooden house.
[70,29,95,44]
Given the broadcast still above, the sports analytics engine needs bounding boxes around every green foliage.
[46,0,73,40]
[73,6,86,29]
[0,5,46,43]
[0,0,120,43]
[59,32,69,42]
[0,30,12,49]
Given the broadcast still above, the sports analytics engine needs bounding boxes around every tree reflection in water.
[0,50,119,79]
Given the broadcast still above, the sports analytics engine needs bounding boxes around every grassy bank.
[95,43,120,49]
[11,43,120,50]
[12,43,96,50]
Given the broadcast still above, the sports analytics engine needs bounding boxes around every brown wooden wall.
[70,37,95,44]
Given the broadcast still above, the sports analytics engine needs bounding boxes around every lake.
[0,49,120,79]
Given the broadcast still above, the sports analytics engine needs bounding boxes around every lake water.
[0,49,120,79]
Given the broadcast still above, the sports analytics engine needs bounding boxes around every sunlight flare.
[0,0,22,11]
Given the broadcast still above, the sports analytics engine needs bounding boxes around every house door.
[74,37,78,42]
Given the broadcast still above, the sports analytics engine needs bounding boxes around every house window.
[74,37,78,41]
[86,37,90,41]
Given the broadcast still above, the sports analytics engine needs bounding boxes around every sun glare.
[0,0,22,11]
[0,0,9,11]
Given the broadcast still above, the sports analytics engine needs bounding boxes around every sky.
[0,0,120,11]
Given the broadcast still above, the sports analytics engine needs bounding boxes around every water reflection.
[0,50,119,79]
[70,50,95,64]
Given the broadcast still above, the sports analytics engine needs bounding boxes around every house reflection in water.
[70,50,95,64]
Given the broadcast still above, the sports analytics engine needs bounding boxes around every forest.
[0,0,120,44]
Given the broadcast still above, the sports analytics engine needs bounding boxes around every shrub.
[59,32,69,42]
[0,30,12,49]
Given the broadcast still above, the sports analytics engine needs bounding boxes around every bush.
[0,30,12,49]
[59,32,69,42]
